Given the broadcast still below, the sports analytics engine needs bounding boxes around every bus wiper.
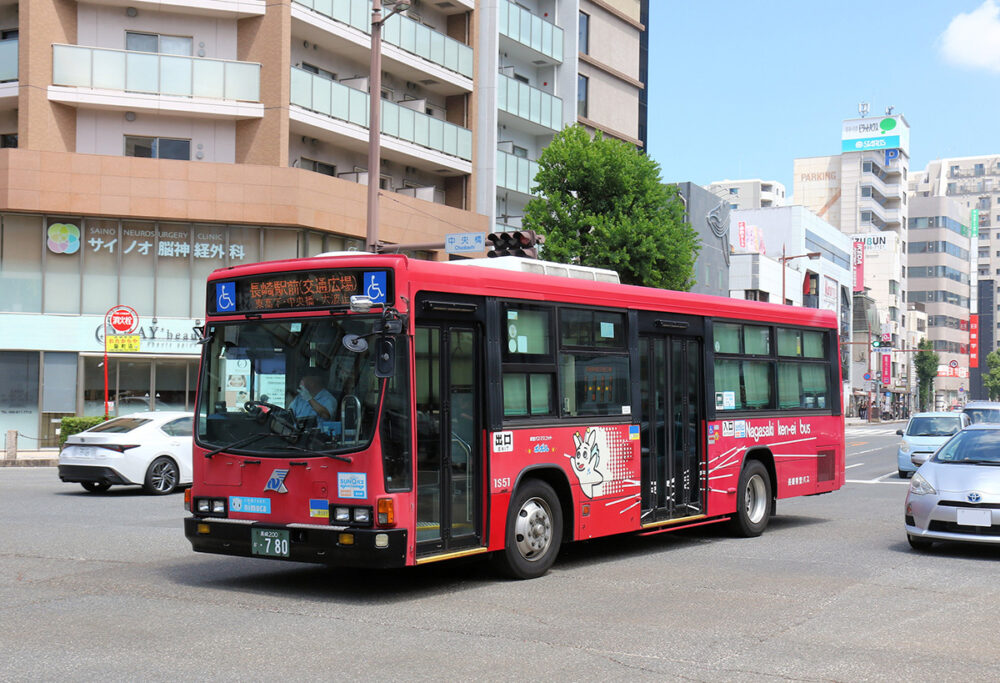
[204,432,273,459]
[282,444,353,463]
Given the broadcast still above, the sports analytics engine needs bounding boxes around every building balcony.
[498,0,563,66]
[49,44,263,119]
[497,73,564,135]
[863,171,901,198]
[289,66,471,175]
[104,0,266,17]
[291,0,472,95]
[860,197,901,226]
[496,148,539,197]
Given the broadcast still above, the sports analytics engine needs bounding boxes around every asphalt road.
[3,427,1000,681]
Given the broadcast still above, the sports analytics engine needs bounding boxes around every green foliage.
[983,350,1000,401]
[914,338,939,411]
[522,125,700,290]
[59,416,108,447]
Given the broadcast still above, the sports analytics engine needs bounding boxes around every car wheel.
[730,459,772,537]
[144,456,179,495]
[898,470,911,479]
[81,481,111,493]
[493,479,563,580]
[907,534,933,551]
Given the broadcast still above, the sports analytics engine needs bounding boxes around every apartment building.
[705,179,786,211]
[0,0,648,445]
[489,0,648,232]
[906,195,972,408]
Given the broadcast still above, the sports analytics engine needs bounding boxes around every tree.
[522,125,700,290]
[983,350,1000,401]
[914,338,939,411]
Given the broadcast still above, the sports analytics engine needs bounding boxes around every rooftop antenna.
[858,102,869,118]
[885,105,894,115]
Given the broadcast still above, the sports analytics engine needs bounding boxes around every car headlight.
[898,442,911,454]
[909,472,937,496]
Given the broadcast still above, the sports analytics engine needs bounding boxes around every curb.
[0,459,59,467]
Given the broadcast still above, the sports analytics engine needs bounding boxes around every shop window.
[121,221,156,314]
[0,214,42,312]
[44,217,82,314]
[0,351,40,442]
[82,219,119,315]
[156,223,191,318]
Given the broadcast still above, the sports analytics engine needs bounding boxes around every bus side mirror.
[375,337,396,378]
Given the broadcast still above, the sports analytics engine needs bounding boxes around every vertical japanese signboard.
[852,240,865,292]
[970,314,979,368]
[882,353,892,386]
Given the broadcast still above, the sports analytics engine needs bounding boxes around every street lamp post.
[366,0,411,253]
[779,244,821,305]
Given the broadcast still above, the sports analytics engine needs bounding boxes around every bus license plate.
[251,528,290,557]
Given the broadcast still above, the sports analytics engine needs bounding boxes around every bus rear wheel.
[730,459,771,537]
[494,480,563,580]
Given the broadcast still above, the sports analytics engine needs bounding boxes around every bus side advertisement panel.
[706,414,844,513]
[489,424,641,543]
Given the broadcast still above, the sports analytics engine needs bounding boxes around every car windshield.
[932,430,1000,464]
[905,416,962,437]
[88,417,151,433]
[963,408,1000,424]
[196,317,386,456]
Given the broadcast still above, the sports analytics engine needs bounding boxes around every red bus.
[185,253,844,579]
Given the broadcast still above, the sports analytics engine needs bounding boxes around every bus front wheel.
[494,479,563,580]
[730,459,771,537]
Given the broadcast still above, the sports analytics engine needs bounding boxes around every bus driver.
[289,375,335,421]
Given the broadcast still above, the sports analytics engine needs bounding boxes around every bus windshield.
[196,317,382,456]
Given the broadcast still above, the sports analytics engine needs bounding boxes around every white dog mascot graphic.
[569,429,605,498]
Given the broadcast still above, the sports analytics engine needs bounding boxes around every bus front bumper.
[184,517,407,568]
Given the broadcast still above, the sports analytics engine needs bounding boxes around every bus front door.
[639,334,704,523]
[414,322,483,557]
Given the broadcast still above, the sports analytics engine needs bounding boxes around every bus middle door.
[414,294,485,557]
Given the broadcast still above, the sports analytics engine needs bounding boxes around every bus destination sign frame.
[210,269,391,315]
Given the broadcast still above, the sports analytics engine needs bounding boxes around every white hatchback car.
[58,411,193,494]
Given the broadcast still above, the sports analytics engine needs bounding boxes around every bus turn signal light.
[377,498,394,526]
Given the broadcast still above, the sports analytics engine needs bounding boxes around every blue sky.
[645,1,1000,198]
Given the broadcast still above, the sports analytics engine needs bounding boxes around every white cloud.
[940,0,1000,72]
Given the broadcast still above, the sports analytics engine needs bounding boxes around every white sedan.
[58,411,193,495]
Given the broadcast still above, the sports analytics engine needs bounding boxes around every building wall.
[675,181,729,297]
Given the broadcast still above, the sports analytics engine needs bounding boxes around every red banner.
[853,241,865,292]
[970,314,979,368]
[882,353,891,386]
[738,221,747,249]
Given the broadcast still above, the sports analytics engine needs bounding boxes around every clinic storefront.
[0,212,368,448]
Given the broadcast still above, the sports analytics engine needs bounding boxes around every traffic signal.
[487,230,545,258]
[486,231,516,257]
[872,339,890,349]
[511,230,545,259]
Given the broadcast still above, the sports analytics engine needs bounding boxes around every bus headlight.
[334,507,351,522]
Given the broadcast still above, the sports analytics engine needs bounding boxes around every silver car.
[904,423,1000,550]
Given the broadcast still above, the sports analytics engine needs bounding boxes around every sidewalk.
[845,416,905,426]
[0,449,59,467]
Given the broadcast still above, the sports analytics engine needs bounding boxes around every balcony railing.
[290,67,472,161]
[497,73,563,133]
[497,149,539,196]
[52,44,261,102]
[294,0,473,79]
[0,39,17,82]
[498,0,563,63]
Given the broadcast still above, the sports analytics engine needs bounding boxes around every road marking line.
[846,463,864,469]
[846,479,910,485]
[849,447,884,456]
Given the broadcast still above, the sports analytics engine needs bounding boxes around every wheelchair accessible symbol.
[364,271,386,304]
[216,282,236,312]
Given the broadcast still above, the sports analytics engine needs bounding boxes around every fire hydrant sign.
[107,305,139,334]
